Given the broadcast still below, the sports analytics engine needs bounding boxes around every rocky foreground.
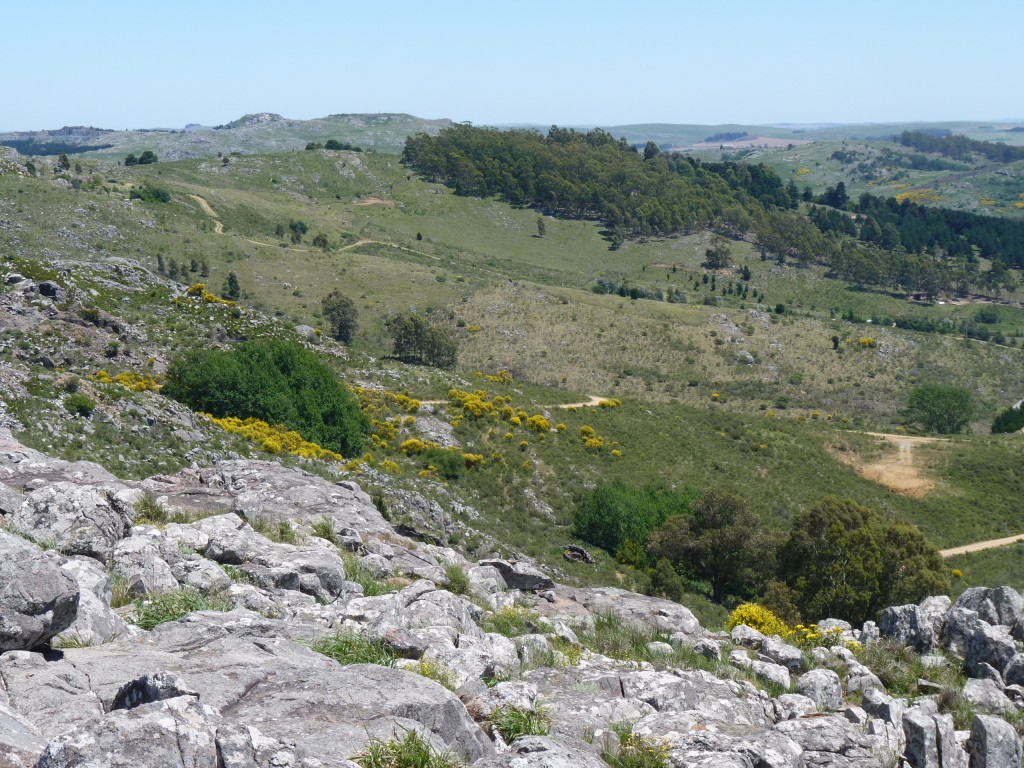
[1,430,1023,768]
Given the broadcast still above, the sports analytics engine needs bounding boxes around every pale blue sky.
[3,0,1020,131]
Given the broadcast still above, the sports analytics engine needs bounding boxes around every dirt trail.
[556,396,607,409]
[941,535,1024,558]
[833,431,944,498]
[190,195,225,235]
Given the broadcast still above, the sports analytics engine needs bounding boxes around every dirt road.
[941,535,1024,558]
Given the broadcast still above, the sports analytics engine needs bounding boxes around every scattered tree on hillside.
[991,404,1024,434]
[321,291,358,344]
[702,236,732,269]
[221,272,241,301]
[536,217,546,238]
[57,153,70,171]
[904,382,974,434]
[389,314,458,368]
[289,220,308,244]
[138,150,158,165]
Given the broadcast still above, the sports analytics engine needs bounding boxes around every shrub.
[163,339,370,457]
[602,726,669,768]
[725,603,788,636]
[482,606,538,637]
[129,182,171,203]
[442,563,471,595]
[63,393,96,417]
[411,659,457,691]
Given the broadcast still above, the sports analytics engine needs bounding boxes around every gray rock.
[479,559,554,591]
[0,649,105,739]
[533,586,703,643]
[246,541,347,603]
[193,513,253,564]
[0,481,26,515]
[775,714,893,766]
[10,482,132,559]
[796,669,842,711]
[762,635,804,672]
[962,678,1014,716]
[34,694,218,767]
[694,637,722,661]
[731,623,768,649]
[466,681,538,719]
[967,714,1023,768]
[476,736,606,768]
[55,557,136,647]
[1002,653,1024,687]
[0,701,46,768]
[844,662,884,694]
[964,622,1017,677]
[956,586,1023,629]
[0,532,79,651]
[902,702,968,768]
[111,536,179,595]
[773,693,818,721]
[943,607,983,657]
[750,660,790,690]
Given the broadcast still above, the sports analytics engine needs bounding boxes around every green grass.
[490,704,551,742]
[129,588,233,630]
[310,631,396,667]
[352,729,461,768]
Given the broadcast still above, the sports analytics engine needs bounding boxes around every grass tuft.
[490,704,551,742]
[129,588,233,630]
[352,729,461,768]
[310,631,396,667]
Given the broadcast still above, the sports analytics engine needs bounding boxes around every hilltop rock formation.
[0,430,1023,768]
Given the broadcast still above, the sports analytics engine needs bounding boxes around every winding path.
[190,195,224,234]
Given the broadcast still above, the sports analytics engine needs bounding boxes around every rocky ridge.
[1,430,1022,768]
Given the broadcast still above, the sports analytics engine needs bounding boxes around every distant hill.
[0,113,455,160]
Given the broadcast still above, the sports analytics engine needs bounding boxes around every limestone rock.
[0,531,79,651]
[796,669,843,711]
[10,482,132,559]
[966,714,1023,768]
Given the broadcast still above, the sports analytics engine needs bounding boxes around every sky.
[2,0,1021,132]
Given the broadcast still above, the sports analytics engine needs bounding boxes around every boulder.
[962,678,1014,716]
[942,606,983,657]
[479,559,555,591]
[966,714,1023,768]
[902,702,968,768]
[774,714,895,766]
[55,557,137,646]
[795,669,842,711]
[111,536,179,596]
[0,531,79,651]
[964,622,1017,677]
[532,586,703,642]
[476,736,606,768]
[761,635,804,672]
[10,482,132,559]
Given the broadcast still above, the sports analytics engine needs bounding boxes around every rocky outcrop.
[1,427,1024,768]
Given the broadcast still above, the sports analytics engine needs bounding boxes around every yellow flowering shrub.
[726,603,788,637]
[201,414,343,461]
[526,415,551,433]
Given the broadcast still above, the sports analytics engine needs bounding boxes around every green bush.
[163,339,370,457]
[992,405,1024,434]
[129,181,171,203]
[63,393,96,417]
[442,563,470,595]
[423,447,463,481]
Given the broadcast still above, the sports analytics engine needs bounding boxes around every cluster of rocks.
[1,430,1022,767]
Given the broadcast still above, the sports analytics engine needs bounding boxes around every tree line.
[899,130,1024,163]
[573,482,949,626]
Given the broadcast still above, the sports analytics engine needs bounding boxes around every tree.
[643,141,660,161]
[289,220,308,244]
[321,291,358,344]
[124,153,138,166]
[311,232,330,250]
[992,404,1024,434]
[222,272,241,301]
[536,216,546,238]
[573,482,689,565]
[703,236,732,269]
[163,339,370,457]
[57,153,70,171]
[904,382,974,434]
[138,150,158,165]
[647,490,769,604]
[389,314,458,368]
[778,497,949,624]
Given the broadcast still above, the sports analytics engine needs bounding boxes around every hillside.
[0,112,455,160]
[1,138,1024,600]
